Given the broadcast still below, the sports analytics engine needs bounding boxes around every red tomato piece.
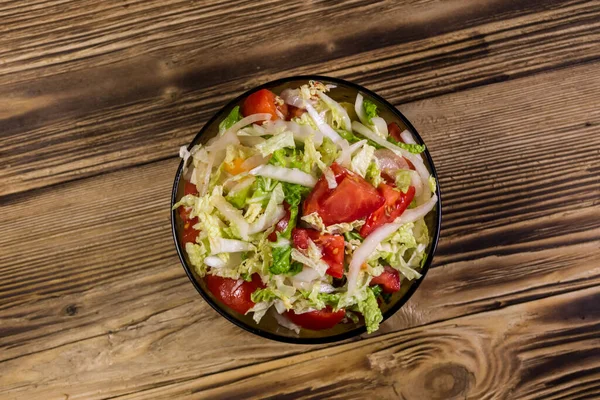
[268,203,291,242]
[204,274,264,315]
[286,105,306,120]
[184,180,198,196]
[370,266,401,293]
[291,228,345,278]
[360,184,416,237]
[182,223,199,244]
[319,175,385,225]
[388,122,404,142]
[241,89,280,120]
[179,182,200,244]
[285,306,346,330]
[303,163,384,226]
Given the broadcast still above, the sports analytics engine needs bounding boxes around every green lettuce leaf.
[357,286,383,334]
[269,148,307,172]
[219,106,242,132]
[395,170,412,194]
[226,183,252,209]
[388,137,426,154]
[318,137,339,165]
[336,129,361,144]
[363,100,378,124]
[185,241,209,277]
[251,287,278,303]
[269,245,292,275]
[256,131,296,157]
[365,161,383,188]
[428,176,437,193]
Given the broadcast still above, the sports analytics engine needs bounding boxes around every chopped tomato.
[179,181,200,243]
[241,89,280,120]
[182,222,199,244]
[268,203,291,242]
[370,266,401,293]
[388,122,404,142]
[180,205,199,244]
[285,306,346,330]
[183,181,199,196]
[286,105,306,120]
[303,163,384,226]
[204,274,264,315]
[224,157,247,175]
[292,228,345,278]
[360,184,416,237]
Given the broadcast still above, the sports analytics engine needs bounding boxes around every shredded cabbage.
[350,143,375,178]
[256,131,295,157]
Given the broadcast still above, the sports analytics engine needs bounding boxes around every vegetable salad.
[174,81,438,334]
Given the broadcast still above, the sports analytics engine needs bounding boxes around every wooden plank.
[1,62,599,399]
[1,0,599,196]
[112,286,600,400]
[4,282,600,399]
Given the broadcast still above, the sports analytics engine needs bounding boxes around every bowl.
[171,76,441,344]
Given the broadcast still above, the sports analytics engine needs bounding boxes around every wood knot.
[422,363,473,400]
[64,304,78,316]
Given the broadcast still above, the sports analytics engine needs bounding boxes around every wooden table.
[2,0,599,398]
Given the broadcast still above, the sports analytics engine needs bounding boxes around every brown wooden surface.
[1,0,599,399]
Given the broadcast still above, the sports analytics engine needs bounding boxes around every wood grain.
[112,286,600,400]
[1,0,599,196]
[1,0,599,398]
[1,60,598,398]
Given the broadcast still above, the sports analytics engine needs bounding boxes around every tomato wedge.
[285,306,346,330]
[204,274,264,314]
[360,184,416,237]
[292,228,345,278]
[182,218,199,244]
[178,180,200,244]
[241,89,281,120]
[268,203,291,242]
[370,266,401,293]
[303,163,384,226]
[183,180,198,196]
[388,122,404,142]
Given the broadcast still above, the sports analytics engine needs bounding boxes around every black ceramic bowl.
[171,76,441,344]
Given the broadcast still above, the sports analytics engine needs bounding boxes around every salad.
[174,81,438,334]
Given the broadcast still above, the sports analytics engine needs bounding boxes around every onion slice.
[400,129,417,145]
[204,256,226,268]
[371,116,388,138]
[272,310,301,334]
[224,113,271,137]
[248,205,286,234]
[250,165,316,187]
[354,93,368,125]
[305,103,344,145]
[280,88,306,108]
[336,139,366,167]
[316,91,352,131]
[394,194,438,225]
[209,237,255,254]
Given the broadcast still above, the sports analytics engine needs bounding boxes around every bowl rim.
[170,75,442,344]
